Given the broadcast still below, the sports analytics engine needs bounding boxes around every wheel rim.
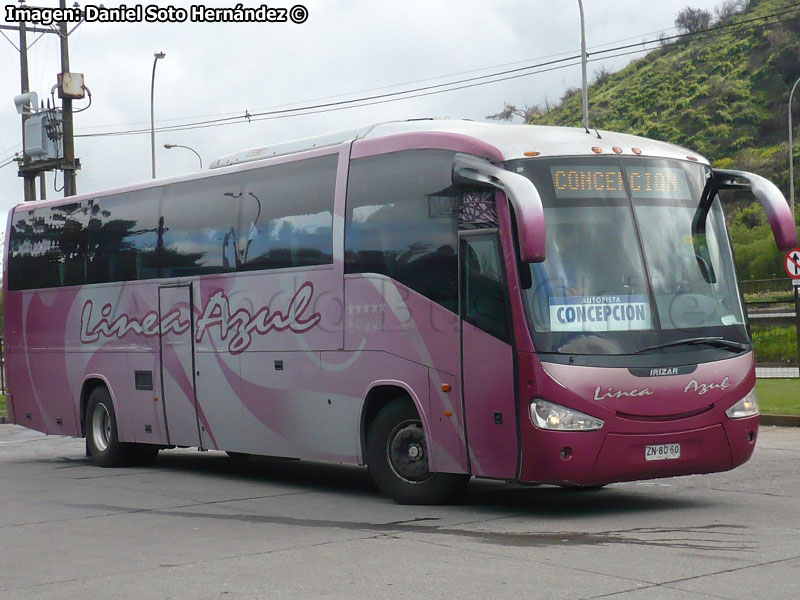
[91,403,111,453]
[386,419,432,484]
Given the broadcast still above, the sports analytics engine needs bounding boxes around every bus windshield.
[509,156,748,356]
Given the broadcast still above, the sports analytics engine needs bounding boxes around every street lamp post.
[164,143,203,169]
[150,51,165,179]
[578,0,589,134]
[788,74,800,217]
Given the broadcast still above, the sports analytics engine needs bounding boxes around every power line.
[0,156,19,170]
[76,49,583,133]
[0,29,20,52]
[80,4,800,138]
[90,57,590,136]
[0,141,22,157]
[73,29,657,133]
[76,4,797,134]
[582,9,800,67]
[72,3,800,140]
[78,53,587,138]
[588,2,800,56]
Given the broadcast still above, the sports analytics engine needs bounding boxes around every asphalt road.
[1,424,799,600]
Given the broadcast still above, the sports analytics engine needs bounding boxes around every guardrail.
[746,302,797,327]
[744,278,799,378]
[740,277,795,295]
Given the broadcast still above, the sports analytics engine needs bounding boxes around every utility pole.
[18,7,36,202]
[3,2,84,200]
[58,0,77,197]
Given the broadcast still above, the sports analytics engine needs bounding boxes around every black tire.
[366,399,469,505]
[85,386,158,467]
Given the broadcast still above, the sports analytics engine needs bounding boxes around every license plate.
[645,443,681,461]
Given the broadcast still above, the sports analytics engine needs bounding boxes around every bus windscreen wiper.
[636,336,748,354]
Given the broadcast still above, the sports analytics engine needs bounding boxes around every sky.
[0,0,726,228]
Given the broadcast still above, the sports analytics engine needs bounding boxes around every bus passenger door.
[158,284,202,448]
[460,232,518,479]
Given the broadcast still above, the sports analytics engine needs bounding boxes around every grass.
[751,325,798,363]
[744,291,795,303]
[756,379,800,416]
[0,394,5,418]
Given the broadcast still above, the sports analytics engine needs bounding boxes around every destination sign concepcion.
[550,165,691,199]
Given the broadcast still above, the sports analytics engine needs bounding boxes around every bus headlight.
[725,388,759,419]
[530,399,604,431]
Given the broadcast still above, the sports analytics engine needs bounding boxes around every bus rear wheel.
[366,399,468,505]
[86,387,158,467]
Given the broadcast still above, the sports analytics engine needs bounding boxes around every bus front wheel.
[86,387,158,467]
[366,399,468,505]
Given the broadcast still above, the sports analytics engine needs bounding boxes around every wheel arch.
[358,380,432,467]
[79,375,117,438]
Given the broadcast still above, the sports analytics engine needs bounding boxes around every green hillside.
[526,0,800,280]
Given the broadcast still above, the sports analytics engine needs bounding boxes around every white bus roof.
[209,119,709,169]
[13,120,709,213]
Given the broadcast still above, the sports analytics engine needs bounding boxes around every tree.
[560,86,581,104]
[714,0,748,23]
[486,102,542,123]
[675,7,712,34]
[593,66,613,86]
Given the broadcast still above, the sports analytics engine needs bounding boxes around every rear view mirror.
[713,169,797,250]
[453,154,546,262]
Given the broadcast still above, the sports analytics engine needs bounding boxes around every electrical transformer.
[24,110,63,161]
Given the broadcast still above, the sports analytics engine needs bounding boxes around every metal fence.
[740,277,795,295]
[743,278,799,378]
[756,366,800,378]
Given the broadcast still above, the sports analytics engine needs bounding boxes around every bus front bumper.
[518,415,758,487]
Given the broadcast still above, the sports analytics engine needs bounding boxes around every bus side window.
[88,192,159,283]
[344,150,459,313]
[33,212,61,289]
[52,202,88,287]
[8,213,38,290]
[239,153,336,272]
[461,234,510,342]
[8,204,88,290]
[160,176,242,277]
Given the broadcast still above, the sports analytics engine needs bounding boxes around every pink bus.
[4,120,797,503]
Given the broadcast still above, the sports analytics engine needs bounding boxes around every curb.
[760,414,800,427]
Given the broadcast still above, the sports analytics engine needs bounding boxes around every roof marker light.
[612,146,623,154]
[523,151,540,157]
[591,147,603,154]
[632,148,642,155]
[687,156,698,161]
